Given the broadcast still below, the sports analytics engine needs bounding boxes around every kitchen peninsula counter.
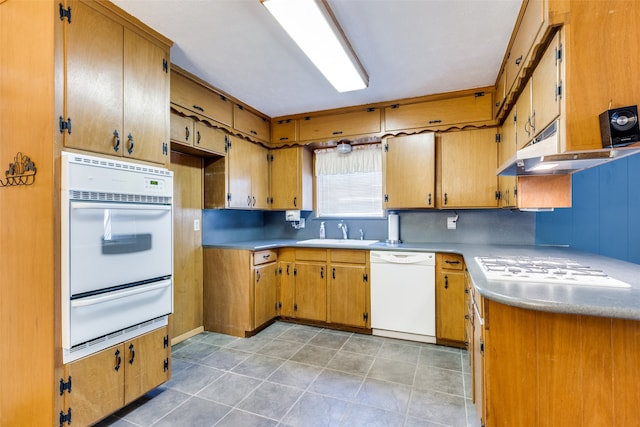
[204,240,640,321]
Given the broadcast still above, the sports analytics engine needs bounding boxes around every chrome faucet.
[338,221,348,239]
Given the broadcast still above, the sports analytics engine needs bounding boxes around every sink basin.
[297,238,379,247]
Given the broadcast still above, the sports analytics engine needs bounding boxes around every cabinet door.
[498,108,517,208]
[279,260,296,317]
[254,263,278,328]
[299,109,381,141]
[227,136,253,208]
[271,119,297,145]
[234,105,270,143]
[170,71,233,126]
[473,299,485,427]
[251,143,270,209]
[531,30,561,137]
[515,79,532,150]
[384,133,435,208]
[123,28,169,164]
[328,264,368,327]
[438,128,498,208]
[436,270,466,343]
[194,122,227,155]
[270,147,300,210]
[65,0,123,156]
[294,262,327,322]
[65,344,125,427]
[124,327,170,405]
[170,112,194,146]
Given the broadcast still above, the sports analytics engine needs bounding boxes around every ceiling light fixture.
[262,0,369,93]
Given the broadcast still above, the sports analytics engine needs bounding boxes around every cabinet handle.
[185,126,190,141]
[256,270,261,282]
[252,196,256,207]
[445,275,449,289]
[250,130,258,135]
[196,130,201,145]
[247,196,252,207]
[428,119,442,124]
[129,343,135,365]
[113,130,121,152]
[193,104,204,112]
[293,197,297,207]
[445,260,461,265]
[320,267,324,279]
[286,265,290,275]
[114,349,121,371]
[515,55,523,66]
[332,131,343,135]
[127,133,134,154]
[263,254,271,260]
[279,137,289,141]
[444,193,448,205]
[332,267,336,279]
[427,193,432,206]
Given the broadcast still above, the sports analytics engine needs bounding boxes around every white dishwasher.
[370,251,436,343]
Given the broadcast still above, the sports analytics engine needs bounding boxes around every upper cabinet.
[384,93,493,133]
[234,104,271,144]
[63,0,171,165]
[170,111,227,156]
[271,119,297,146]
[383,133,435,209]
[170,70,232,128]
[299,108,381,142]
[437,128,498,209]
[269,146,313,211]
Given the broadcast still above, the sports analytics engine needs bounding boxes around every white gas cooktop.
[475,256,630,288]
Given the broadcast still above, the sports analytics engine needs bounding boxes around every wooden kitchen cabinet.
[515,79,532,150]
[269,146,313,211]
[277,249,296,318]
[64,0,170,165]
[213,135,269,209]
[234,104,271,144]
[498,107,517,208]
[170,68,233,128]
[294,249,328,322]
[299,108,381,142]
[328,250,370,328]
[437,128,498,208]
[435,254,466,347]
[254,250,278,328]
[271,118,297,146]
[530,30,561,138]
[384,92,493,132]
[62,327,170,426]
[170,111,227,156]
[383,133,435,209]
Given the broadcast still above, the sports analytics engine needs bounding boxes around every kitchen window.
[315,143,383,217]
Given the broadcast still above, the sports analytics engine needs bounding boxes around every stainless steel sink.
[297,238,379,247]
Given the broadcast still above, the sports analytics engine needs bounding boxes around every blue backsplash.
[536,153,640,264]
[203,208,536,246]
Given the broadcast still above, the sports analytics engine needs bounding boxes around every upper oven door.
[68,201,172,296]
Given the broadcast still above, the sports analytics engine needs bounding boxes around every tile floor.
[96,322,480,427]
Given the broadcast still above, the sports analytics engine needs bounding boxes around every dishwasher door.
[370,251,436,343]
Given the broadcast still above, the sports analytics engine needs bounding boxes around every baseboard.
[171,326,204,346]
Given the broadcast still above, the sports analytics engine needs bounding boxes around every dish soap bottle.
[319,222,325,239]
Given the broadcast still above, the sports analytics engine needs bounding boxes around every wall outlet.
[447,217,457,230]
[194,219,200,231]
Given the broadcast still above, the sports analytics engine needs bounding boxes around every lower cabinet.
[328,250,370,328]
[435,253,466,347]
[288,248,328,322]
[254,251,279,328]
[62,327,170,426]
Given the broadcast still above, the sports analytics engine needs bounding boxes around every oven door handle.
[71,280,171,307]
[71,202,171,211]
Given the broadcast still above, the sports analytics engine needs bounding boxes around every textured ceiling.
[112,0,522,118]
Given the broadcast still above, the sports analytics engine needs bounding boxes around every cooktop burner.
[475,256,630,288]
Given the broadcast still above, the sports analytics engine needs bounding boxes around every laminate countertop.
[204,240,640,321]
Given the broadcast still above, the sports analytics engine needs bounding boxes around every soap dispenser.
[319,222,326,239]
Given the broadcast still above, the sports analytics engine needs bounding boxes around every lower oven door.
[67,201,172,295]
[67,277,172,348]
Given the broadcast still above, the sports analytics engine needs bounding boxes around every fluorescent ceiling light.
[262,0,369,93]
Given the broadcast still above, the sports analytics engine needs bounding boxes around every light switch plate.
[447,217,457,230]
[194,219,200,231]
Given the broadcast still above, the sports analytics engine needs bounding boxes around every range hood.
[498,120,640,176]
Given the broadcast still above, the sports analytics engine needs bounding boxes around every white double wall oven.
[61,152,174,363]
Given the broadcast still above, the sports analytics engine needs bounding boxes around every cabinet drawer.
[194,122,227,155]
[299,109,381,141]
[384,94,493,132]
[295,248,327,262]
[329,249,367,264]
[253,250,277,266]
[234,105,270,143]
[170,112,193,146]
[171,72,233,126]
[271,119,297,145]
[438,253,464,270]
